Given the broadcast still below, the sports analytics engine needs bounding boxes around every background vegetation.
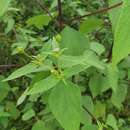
[0,0,130,130]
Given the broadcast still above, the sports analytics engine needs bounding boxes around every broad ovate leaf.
[112,0,130,65]
[26,15,51,29]
[80,17,103,34]
[60,26,89,56]
[49,81,82,130]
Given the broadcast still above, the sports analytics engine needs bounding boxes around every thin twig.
[36,0,53,19]
[0,64,21,68]
[107,43,113,62]
[57,0,63,30]
[82,105,97,122]
[70,2,123,22]
[35,0,59,33]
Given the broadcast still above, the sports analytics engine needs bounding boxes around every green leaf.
[97,121,105,130]
[0,75,10,102]
[26,15,51,29]
[0,112,10,117]
[109,0,122,31]
[82,96,94,114]
[79,17,103,34]
[3,63,50,81]
[94,101,106,118]
[58,55,86,68]
[17,88,29,106]
[111,83,128,109]
[5,102,20,120]
[22,109,35,121]
[90,42,105,55]
[82,123,98,130]
[59,50,105,70]
[107,64,119,92]
[83,51,105,70]
[112,0,130,65]
[27,75,60,95]
[54,54,103,75]
[50,0,57,10]
[81,108,92,124]
[32,120,49,130]
[81,96,94,124]
[0,0,11,17]
[0,107,10,118]
[106,114,118,130]
[11,128,17,130]
[89,73,110,97]
[49,81,82,130]
[0,117,9,129]
[60,26,89,56]
[64,65,89,78]
[120,127,130,130]
[5,18,15,33]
